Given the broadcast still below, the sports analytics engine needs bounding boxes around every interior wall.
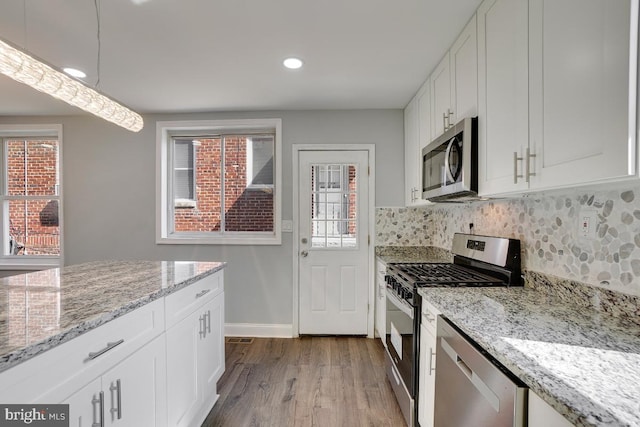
[0,110,404,328]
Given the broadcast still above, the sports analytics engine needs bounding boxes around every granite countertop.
[419,286,640,427]
[375,246,453,264]
[0,260,226,373]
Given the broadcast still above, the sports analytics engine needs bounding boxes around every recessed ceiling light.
[283,57,303,70]
[63,67,87,79]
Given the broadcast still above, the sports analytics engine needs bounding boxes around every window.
[157,119,281,245]
[0,125,62,268]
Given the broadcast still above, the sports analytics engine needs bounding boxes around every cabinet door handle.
[206,310,211,334]
[195,289,211,299]
[526,147,536,183]
[87,339,124,361]
[199,315,206,338]
[443,112,448,131]
[109,379,122,420]
[429,347,436,373]
[513,152,524,184]
[447,109,454,129]
[91,391,104,427]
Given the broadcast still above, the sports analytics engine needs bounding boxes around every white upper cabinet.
[451,14,478,122]
[478,0,637,196]
[404,81,432,206]
[477,0,530,196]
[431,15,478,139]
[431,53,452,138]
[528,0,636,189]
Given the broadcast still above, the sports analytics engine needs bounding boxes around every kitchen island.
[0,260,226,427]
[419,285,640,427]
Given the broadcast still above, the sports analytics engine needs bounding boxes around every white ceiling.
[0,0,482,116]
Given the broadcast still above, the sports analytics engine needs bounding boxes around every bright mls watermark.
[0,405,69,427]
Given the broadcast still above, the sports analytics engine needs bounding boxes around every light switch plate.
[282,220,293,232]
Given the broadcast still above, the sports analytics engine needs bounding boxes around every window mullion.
[220,136,226,233]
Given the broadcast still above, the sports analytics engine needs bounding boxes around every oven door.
[385,288,417,397]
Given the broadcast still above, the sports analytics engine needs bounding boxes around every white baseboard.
[225,323,294,338]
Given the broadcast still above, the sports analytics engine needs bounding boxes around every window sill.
[0,258,60,270]
[157,234,281,246]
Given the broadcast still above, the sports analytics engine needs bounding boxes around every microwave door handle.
[443,137,456,184]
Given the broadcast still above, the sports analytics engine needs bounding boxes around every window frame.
[156,119,282,245]
[0,124,63,269]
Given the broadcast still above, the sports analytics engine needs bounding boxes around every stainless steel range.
[384,233,522,427]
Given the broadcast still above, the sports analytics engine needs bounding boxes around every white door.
[298,150,369,335]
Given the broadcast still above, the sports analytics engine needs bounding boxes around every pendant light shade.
[0,38,144,132]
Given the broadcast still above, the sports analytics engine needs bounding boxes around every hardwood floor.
[202,336,406,427]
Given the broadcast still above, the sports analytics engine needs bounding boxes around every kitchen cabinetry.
[430,54,452,138]
[166,272,225,427]
[375,257,387,343]
[405,82,432,206]
[431,15,478,139]
[528,391,573,427]
[479,0,637,196]
[477,0,530,195]
[64,335,167,427]
[527,0,636,189]
[417,301,440,427]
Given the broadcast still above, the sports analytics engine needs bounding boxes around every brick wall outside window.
[6,140,60,256]
[173,136,274,233]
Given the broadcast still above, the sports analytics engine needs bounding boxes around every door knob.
[301,250,309,257]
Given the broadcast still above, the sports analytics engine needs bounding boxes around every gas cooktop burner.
[388,263,506,287]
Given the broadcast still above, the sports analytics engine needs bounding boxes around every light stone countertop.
[375,246,452,264]
[0,260,226,373]
[419,286,640,427]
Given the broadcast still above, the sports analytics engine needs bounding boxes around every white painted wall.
[0,110,404,328]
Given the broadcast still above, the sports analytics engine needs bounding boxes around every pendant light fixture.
[0,2,143,132]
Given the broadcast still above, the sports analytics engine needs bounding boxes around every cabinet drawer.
[165,271,223,329]
[0,298,165,404]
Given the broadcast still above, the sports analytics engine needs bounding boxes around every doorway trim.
[292,144,376,338]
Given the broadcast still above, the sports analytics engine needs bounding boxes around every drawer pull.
[195,289,211,299]
[87,339,125,361]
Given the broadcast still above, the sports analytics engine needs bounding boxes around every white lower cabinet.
[64,335,167,427]
[528,391,574,427]
[375,257,387,343]
[166,276,225,427]
[418,302,439,427]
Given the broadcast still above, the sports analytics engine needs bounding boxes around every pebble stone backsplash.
[376,184,640,297]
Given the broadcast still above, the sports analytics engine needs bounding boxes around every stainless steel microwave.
[422,117,478,202]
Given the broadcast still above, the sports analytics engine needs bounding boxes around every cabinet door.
[166,311,201,427]
[199,292,225,407]
[418,323,437,427]
[404,95,420,206]
[102,335,167,427]
[477,0,530,196]
[451,14,478,121]
[431,53,452,138]
[64,378,102,427]
[375,258,387,343]
[529,0,636,189]
[528,391,573,427]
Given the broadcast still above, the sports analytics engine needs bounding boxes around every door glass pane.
[310,164,357,249]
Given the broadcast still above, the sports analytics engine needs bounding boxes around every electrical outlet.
[579,209,597,239]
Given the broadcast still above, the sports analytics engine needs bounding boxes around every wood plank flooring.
[202,336,406,427]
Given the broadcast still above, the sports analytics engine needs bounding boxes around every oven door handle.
[386,288,414,318]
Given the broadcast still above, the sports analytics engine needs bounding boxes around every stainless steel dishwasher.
[434,317,528,427]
